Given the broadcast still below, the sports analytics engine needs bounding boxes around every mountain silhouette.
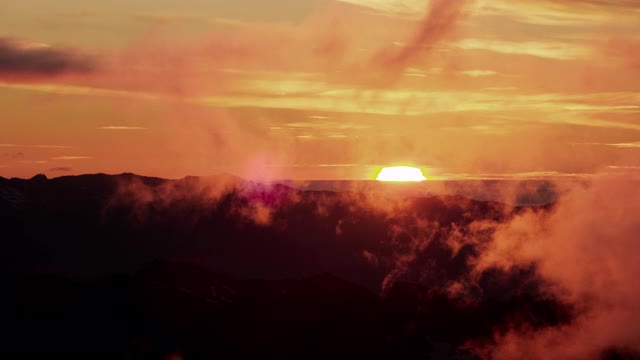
[1,173,633,359]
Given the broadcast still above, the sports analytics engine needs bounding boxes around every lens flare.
[376,166,427,182]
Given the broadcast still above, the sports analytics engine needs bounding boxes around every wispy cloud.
[454,38,592,60]
[48,166,73,172]
[459,69,499,77]
[31,145,73,149]
[51,156,92,160]
[0,144,71,148]
[480,1,610,26]
[336,0,427,17]
[198,88,640,120]
[375,0,474,70]
[20,160,48,164]
[0,82,171,102]
[98,126,147,130]
[608,165,640,169]
[561,116,640,131]
[479,0,640,29]
[437,171,591,180]
[285,122,370,130]
[132,12,203,24]
[267,163,363,168]
[607,142,640,148]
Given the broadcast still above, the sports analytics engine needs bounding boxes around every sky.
[1,0,639,180]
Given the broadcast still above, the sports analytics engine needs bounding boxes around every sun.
[376,166,427,182]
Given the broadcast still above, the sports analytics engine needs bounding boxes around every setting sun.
[376,166,427,182]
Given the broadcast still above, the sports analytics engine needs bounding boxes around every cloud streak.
[51,156,92,161]
[48,166,73,172]
[98,126,148,130]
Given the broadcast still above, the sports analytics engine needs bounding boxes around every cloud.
[608,165,640,170]
[197,88,640,119]
[266,163,363,168]
[480,0,640,28]
[51,156,92,160]
[373,0,474,72]
[437,171,590,180]
[31,145,73,149]
[0,38,95,78]
[538,0,640,13]
[0,82,172,101]
[561,116,640,131]
[460,69,499,77]
[336,0,427,17]
[284,122,370,130]
[132,12,203,24]
[467,178,640,359]
[0,144,71,148]
[48,166,73,172]
[98,126,148,130]
[606,142,640,148]
[454,38,592,60]
[108,175,292,226]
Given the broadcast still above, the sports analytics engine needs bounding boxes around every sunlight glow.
[376,166,427,182]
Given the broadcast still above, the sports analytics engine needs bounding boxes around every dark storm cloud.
[0,38,94,77]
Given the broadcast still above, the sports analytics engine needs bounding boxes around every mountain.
[2,260,575,360]
[4,173,630,359]
[0,173,518,289]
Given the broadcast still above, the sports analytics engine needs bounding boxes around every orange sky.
[1,0,639,180]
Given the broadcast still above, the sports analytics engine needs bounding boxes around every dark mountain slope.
[0,173,605,359]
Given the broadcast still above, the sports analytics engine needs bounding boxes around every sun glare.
[376,166,427,182]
